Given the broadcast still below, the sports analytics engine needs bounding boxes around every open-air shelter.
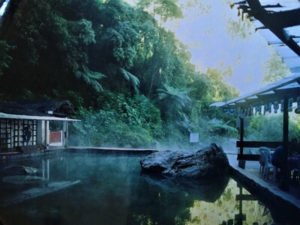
[213,0,300,189]
[212,73,300,159]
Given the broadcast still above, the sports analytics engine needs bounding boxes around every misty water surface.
[0,152,292,225]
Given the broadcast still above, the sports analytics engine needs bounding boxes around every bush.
[247,115,300,141]
[207,118,238,137]
[69,93,163,147]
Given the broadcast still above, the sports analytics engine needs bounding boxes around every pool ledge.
[228,158,300,218]
[66,146,158,154]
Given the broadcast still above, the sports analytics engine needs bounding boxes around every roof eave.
[0,112,80,122]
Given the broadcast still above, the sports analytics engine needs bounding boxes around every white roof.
[240,1,300,72]
[0,112,79,121]
[216,0,300,108]
[255,1,300,72]
[214,73,300,107]
[259,0,300,12]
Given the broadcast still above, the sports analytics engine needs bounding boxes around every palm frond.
[157,84,191,108]
[120,67,140,92]
[75,67,105,92]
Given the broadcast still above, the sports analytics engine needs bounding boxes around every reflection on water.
[0,153,291,225]
[188,181,272,225]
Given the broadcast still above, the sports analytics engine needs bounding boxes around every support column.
[238,117,245,169]
[37,121,45,145]
[63,121,68,147]
[281,97,289,190]
[45,120,50,147]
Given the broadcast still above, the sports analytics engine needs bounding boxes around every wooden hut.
[0,100,78,152]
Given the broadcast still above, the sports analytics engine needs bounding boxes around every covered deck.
[214,0,300,191]
[213,73,300,191]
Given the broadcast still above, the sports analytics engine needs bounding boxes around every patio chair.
[289,155,300,184]
[259,147,274,180]
[291,169,299,184]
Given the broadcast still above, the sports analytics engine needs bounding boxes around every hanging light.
[262,104,266,115]
[247,106,253,116]
[255,105,262,115]
[273,101,279,113]
[295,97,300,114]
[249,105,253,116]
[264,103,271,114]
[288,98,294,112]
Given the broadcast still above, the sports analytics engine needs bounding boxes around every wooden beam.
[236,194,257,201]
[235,91,299,107]
[238,117,245,168]
[236,141,282,148]
[281,97,289,190]
[237,154,260,161]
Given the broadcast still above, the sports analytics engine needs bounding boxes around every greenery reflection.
[0,154,286,225]
[128,178,274,225]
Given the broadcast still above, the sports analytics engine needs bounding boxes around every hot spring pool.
[0,152,295,225]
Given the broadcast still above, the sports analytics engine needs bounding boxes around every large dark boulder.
[140,143,229,179]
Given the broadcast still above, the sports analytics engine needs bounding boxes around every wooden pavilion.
[213,0,300,189]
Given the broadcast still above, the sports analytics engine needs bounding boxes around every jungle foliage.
[247,115,300,142]
[0,0,238,147]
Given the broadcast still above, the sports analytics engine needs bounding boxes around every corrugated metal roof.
[214,73,300,107]
[256,1,300,72]
[216,1,300,108]
[259,0,299,12]
[232,0,300,71]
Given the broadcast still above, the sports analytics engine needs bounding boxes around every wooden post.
[235,184,246,225]
[63,121,68,147]
[238,117,245,168]
[281,97,289,190]
[45,120,50,147]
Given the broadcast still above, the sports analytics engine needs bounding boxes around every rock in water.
[1,166,38,175]
[140,143,229,179]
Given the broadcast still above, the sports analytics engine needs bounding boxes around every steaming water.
[0,0,10,17]
[0,152,296,225]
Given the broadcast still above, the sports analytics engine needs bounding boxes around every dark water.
[0,153,293,225]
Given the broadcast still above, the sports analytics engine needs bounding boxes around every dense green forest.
[0,0,239,147]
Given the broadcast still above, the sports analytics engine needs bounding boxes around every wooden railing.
[236,141,282,161]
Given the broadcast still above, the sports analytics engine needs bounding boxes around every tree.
[205,68,238,102]
[137,0,183,22]
[263,52,289,83]
[0,40,12,76]
[0,0,103,99]
[0,0,241,147]
[156,84,191,122]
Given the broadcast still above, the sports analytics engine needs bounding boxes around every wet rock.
[1,166,38,175]
[142,173,229,202]
[140,143,229,179]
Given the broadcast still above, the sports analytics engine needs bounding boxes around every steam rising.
[0,153,275,225]
[0,0,10,17]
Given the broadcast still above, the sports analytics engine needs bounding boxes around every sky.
[127,0,278,95]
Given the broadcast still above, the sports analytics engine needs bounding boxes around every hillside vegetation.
[0,0,238,147]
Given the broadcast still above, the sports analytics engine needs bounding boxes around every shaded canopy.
[211,73,300,112]
[232,0,300,73]
[216,0,300,113]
